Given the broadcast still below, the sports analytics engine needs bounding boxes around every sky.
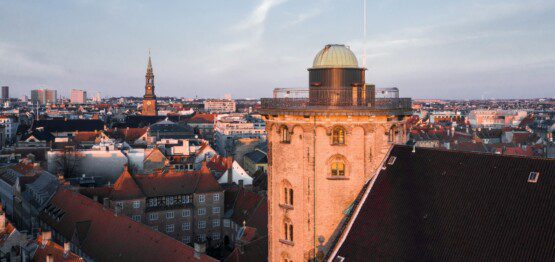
[1,0,554,99]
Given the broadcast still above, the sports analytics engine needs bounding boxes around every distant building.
[142,54,158,116]
[213,114,266,155]
[70,89,87,104]
[1,86,8,100]
[0,116,19,145]
[468,110,528,128]
[30,89,57,105]
[204,99,236,113]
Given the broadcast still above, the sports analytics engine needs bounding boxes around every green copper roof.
[312,44,359,69]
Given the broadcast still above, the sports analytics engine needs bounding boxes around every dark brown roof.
[39,188,217,262]
[333,145,555,261]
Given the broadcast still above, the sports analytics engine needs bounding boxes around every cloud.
[233,0,288,31]
[283,9,322,27]
[0,42,67,78]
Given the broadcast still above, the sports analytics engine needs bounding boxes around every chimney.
[227,157,233,184]
[194,242,206,259]
[239,179,244,188]
[46,254,54,262]
[115,205,122,216]
[0,212,5,232]
[63,242,70,257]
[103,198,110,209]
[42,231,52,244]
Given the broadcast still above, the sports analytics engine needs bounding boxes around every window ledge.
[279,239,295,246]
[327,176,349,180]
[280,141,291,144]
[331,143,346,146]
[279,204,293,210]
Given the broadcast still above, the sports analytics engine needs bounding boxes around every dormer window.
[332,127,346,145]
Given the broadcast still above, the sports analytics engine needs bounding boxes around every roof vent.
[387,156,396,165]
[335,256,346,262]
[528,172,540,183]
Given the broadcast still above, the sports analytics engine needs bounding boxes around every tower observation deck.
[260,44,412,116]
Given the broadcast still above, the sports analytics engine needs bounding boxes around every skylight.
[387,156,396,165]
[528,172,540,183]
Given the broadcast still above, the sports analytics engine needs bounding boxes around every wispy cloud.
[284,9,322,27]
[234,0,288,31]
[0,42,66,78]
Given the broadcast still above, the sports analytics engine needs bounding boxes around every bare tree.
[55,147,82,179]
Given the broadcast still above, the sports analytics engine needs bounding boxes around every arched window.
[331,162,345,176]
[332,126,346,145]
[280,126,290,143]
[284,221,294,242]
[282,180,293,207]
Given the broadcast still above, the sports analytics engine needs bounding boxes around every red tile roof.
[72,131,101,143]
[33,234,82,261]
[188,114,216,124]
[110,166,143,200]
[39,189,217,262]
[110,162,222,199]
[207,155,232,172]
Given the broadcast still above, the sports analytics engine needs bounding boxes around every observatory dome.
[312,44,359,69]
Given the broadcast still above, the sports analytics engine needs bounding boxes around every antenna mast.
[363,0,367,69]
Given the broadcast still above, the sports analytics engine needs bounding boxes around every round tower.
[260,44,412,261]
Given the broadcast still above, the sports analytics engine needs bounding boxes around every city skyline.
[1,0,555,100]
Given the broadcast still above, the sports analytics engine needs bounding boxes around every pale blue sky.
[1,0,554,99]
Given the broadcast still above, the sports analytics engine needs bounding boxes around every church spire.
[147,49,153,74]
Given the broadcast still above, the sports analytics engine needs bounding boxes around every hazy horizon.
[1,0,555,100]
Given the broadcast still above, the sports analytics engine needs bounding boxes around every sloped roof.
[39,188,217,262]
[188,114,216,124]
[72,131,101,143]
[110,162,222,199]
[21,129,55,142]
[224,235,268,262]
[224,187,267,237]
[104,128,148,142]
[110,166,144,200]
[332,145,555,261]
[33,119,104,133]
[33,234,82,261]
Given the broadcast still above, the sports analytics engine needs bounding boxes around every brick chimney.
[227,156,234,184]
[42,231,52,246]
[63,242,70,257]
[103,198,110,209]
[0,212,5,232]
[194,242,206,259]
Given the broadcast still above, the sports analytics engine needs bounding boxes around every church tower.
[142,53,158,116]
[260,44,412,261]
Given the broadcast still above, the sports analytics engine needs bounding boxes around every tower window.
[332,127,346,145]
[283,187,293,206]
[331,162,345,176]
[280,126,290,143]
[284,221,294,242]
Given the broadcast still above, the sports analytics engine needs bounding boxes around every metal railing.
[261,88,412,111]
